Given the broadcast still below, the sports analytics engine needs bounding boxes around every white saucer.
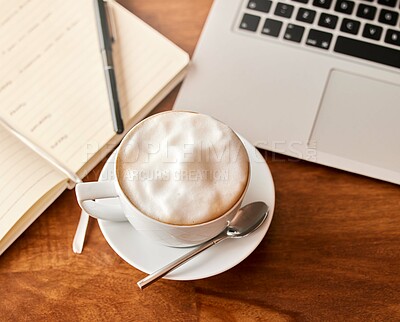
[97,137,275,281]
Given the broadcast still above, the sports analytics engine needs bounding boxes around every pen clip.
[104,0,117,44]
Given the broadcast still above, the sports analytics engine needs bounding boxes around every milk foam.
[116,111,249,225]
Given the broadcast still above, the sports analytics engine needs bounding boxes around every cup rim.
[114,110,251,228]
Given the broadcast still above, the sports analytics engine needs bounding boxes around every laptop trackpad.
[310,70,400,172]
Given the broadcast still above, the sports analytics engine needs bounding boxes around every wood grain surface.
[1,1,400,321]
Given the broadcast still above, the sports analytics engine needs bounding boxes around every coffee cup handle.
[75,181,127,222]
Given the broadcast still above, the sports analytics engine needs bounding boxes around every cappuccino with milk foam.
[116,111,249,225]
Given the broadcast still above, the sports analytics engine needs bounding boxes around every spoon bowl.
[137,201,269,289]
[226,202,269,238]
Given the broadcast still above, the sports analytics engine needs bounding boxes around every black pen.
[94,0,124,134]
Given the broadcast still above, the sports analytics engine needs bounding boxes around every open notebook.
[0,0,189,254]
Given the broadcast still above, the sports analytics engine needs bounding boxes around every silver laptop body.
[174,0,400,184]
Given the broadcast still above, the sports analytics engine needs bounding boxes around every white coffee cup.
[75,111,250,247]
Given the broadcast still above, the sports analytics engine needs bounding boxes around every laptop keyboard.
[237,0,400,69]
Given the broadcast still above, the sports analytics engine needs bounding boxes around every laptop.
[174,0,400,185]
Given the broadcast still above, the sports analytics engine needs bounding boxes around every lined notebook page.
[0,125,66,241]
[0,0,114,174]
[0,0,188,175]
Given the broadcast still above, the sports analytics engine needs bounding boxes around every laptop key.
[334,36,400,69]
[335,0,355,14]
[377,0,397,7]
[312,0,332,9]
[261,18,283,37]
[340,18,360,35]
[356,4,376,20]
[239,14,260,31]
[296,8,316,23]
[318,13,339,29]
[247,0,272,13]
[306,29,333,49]
[274,3,294,18]
[378,9,399,26]
[283,23,305,42]
[292,0,309,3]
[363,23,383,40]
[385,29,400,46]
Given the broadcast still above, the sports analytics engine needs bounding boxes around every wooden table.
[1,1,400,320]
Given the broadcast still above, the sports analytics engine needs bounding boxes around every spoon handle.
[137,233,227,290]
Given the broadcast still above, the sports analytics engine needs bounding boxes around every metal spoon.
[137,201,269,290]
